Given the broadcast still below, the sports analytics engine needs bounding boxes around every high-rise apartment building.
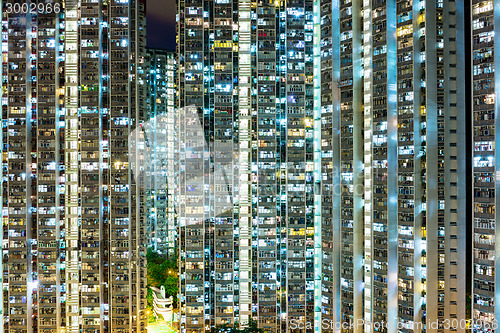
[320,1,467,332]
[178,0,467,332]
[143,49,177,257]
[472,0,498,331]
[177,0,320,331]
[1,1,147,332]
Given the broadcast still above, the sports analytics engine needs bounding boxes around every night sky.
[147,0,177,50]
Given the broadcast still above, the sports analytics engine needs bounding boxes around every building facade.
[178,0,466,332]
[177,0,321,331]
[472,0,499,331]
[177,0,467,332]
[144,49,177,257]
[320,0,467,332]
[1,0,147,332]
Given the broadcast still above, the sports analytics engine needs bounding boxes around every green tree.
[146,247,179,307]
[164,275,178,298]
[146,247,162,264]
[146,286,154,308]
[145,287,155,323]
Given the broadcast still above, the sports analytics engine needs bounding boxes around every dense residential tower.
[1,0,147,332]
[472,0,499,330]
[144,49,177,257]
[320,0,467,332]
[177,0,319,331]
[177,0,466,332]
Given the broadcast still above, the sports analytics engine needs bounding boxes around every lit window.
[473,1,493,15]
